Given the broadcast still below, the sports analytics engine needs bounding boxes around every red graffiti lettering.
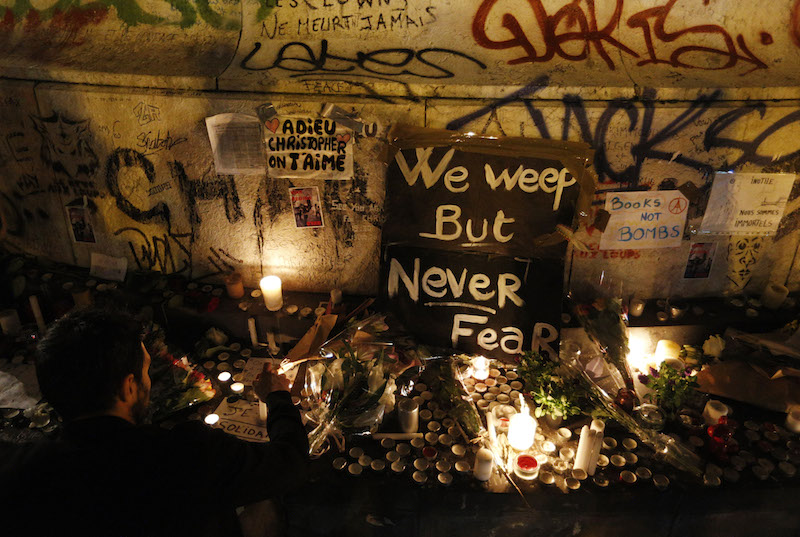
[472,0,768,74]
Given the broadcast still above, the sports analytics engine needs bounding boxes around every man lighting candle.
[0,308,308,537]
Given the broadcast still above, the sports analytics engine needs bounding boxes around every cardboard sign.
[264,117,353,179]
[600,191,688,250]
[383,146,582,258]
[381,244,562,361]
[700,172,796,235]
[212,397,268,443]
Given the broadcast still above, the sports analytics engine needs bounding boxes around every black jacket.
[0,391,308,537]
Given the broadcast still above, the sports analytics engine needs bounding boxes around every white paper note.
[700,172,796,235]
[600,190,688,250]
[205,114,265,175]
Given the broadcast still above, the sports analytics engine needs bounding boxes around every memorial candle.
[259,276,283,311]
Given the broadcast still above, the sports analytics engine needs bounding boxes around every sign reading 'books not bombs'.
[381,127,595,361]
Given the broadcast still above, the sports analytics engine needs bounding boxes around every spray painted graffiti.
[240,39,487,80]
[472,0,769,74]
[446,76,800,187]
[31,112,99,180]
[0,0,237,31]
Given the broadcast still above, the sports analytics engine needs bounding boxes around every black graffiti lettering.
[240,39,487,79]
[105,148,171,225]
[169,161,244,226]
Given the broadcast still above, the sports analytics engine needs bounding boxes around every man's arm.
[169,364,308,507]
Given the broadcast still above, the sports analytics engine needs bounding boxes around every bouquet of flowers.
[515,350,585,419]
[571,295,634,389]
[303,314,422,456]
[424,356,484,440]
[638,363,699,419]
[558,349,703,478]
[145,327,215,422]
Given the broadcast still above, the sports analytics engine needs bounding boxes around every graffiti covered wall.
[2,0,800,298]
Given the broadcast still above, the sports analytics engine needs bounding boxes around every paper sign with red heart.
[265,119,280,133]
[336,133,351,144]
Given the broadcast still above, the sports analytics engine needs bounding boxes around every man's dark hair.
[36,308,144,421]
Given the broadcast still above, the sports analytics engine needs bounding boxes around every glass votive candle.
[514,454,540,480]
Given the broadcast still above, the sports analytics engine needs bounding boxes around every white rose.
[702,335,725,358]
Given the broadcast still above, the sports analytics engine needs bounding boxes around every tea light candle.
[204,413,220,425]
[259,276,283,311]
[703,400,729,425]
[762,283,789,310]
[230,382,245,394]
[218,371,232,382]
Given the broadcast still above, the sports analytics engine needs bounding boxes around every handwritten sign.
[212,397,268,443]
[384,146,581,258]
[600,191,688,250]
[381,244,563,362]
[264,116,353,180]
[700,173,796,236]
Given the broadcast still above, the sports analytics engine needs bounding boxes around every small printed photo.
[66,206,96,244]
[684,242,716,279]
[290,187,324,229]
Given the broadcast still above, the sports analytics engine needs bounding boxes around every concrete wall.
[2,0,800,298]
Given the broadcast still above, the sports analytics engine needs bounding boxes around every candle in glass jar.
[259,276,283,311]
[507,411,537,451]
[472,356,490,381]
[225,272,245,299]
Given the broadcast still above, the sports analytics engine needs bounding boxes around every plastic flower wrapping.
[556,346,704,478]
[144,324,215,422]
[302,314,423,456]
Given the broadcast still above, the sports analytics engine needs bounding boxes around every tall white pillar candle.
[29,295,46,335]
[573,425,597,474]
[248,317,259,349]
[259,276,283,311]
[474,448,494,481]
[588,419,605,476]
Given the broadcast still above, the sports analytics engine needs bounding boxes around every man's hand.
[254,362,291,401]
